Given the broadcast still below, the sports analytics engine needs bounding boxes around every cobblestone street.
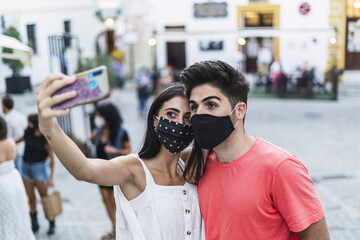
[4,76,360,239]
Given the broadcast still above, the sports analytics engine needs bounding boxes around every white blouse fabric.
[114,153,205,240]
[0,160,35,240]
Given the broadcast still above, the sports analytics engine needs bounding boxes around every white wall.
[278,0,331,74]
[144,0,332,74]
[0,0,106,93]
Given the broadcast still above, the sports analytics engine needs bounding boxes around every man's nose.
[195,105,206,114]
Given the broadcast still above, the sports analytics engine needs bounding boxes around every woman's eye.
[166,112,176,118]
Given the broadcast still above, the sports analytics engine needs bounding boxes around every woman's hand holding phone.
[36,73,77,134]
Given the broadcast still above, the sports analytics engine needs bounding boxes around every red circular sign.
[299,2,311,15]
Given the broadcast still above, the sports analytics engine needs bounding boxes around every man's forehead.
[189,84,225,102]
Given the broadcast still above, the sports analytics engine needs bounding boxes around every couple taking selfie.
[36,60,330,240]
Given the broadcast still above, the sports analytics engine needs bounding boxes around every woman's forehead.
[161,96,189,110]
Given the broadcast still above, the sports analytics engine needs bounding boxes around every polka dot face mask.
[154,116,194,154]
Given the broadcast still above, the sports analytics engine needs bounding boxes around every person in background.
[21,114,56,235]
[156,65,175,95]
[90,103,132,239]
[134,67,153,117]
[36,76,205,240]
[0,116,35,240]
[256,38,273,93]
[2,95,27,175]
[181,60,330,240]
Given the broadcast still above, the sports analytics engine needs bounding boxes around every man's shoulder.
[254,138,298,165]
[7,110,27,124]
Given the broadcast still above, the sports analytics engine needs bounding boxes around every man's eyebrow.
[202,96,221,102]
[189,96,221,104]
[165,107,180,113]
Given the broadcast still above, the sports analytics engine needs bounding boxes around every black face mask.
[154,116,194,154]
[191,108,239,149]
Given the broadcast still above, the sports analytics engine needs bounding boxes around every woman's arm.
[45,143,55,187]
[15,135,24,144]
[37,74,135,186]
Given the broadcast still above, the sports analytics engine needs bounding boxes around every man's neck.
[3,108,11,115]
[213,131,256,164]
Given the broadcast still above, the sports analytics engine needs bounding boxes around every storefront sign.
[194,2,227,18]
[299,2,311,15]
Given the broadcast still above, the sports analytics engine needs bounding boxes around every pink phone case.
[52,66,109,110]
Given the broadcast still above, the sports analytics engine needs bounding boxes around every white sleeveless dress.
[0,160,35,240]
[114,154,205,240]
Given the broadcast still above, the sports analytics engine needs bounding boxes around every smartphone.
[52,66,110,110]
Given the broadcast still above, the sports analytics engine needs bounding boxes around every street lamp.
[148,33,157,87]
[237,37,246,46]
[329,33,338,100]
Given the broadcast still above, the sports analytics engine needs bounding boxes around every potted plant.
[2,26,32,93]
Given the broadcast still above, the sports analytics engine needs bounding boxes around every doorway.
[166,42,186,70]
[345,18,360,70]
[237,4,280,73]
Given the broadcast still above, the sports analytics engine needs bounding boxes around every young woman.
[90,103,131,239]
[0,116,35,240]
[36,74,205,240]
[22,114,56,235]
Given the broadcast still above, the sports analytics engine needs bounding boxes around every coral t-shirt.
[198,137,325,240]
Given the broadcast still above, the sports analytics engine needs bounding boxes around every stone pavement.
[1,74,360,239]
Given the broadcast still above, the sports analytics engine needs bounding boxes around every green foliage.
[76,41,124,89]
[2,26,24,77]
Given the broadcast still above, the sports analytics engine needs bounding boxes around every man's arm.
[297,217,330,240]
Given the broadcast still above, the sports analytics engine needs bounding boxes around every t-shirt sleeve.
[271,158,325,232]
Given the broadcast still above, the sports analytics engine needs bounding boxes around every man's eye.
[190,105,197,111]
[184,115,191,121]
[207,102,216,109]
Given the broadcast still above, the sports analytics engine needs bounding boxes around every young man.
[180,61,329,240]
[2,95,27,175]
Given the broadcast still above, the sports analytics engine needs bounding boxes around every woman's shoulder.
[0,138,16,162]
[112,153,144,174]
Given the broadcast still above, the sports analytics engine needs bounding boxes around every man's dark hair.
[2,95,14,110]
[180,60,250,184]
[180,60,250,109]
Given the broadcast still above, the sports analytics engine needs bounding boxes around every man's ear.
[235,102,247,121]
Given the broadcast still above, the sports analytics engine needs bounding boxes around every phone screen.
[52,66,110,110]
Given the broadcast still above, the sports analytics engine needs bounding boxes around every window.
[26,24,37,53]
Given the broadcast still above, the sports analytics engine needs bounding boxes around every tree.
[2,26,24,77]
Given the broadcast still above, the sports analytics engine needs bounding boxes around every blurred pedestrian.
[156,65,174,95]
[0,116,35,240]
[2,95,27,175]
[21,114,56,235]
[256,38,273,92]
[90,103,132,239]
[134,67,152,117]
[37,76,205,240]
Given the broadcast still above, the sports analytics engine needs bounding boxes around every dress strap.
[133,153,155,186]
[114,185,146,240]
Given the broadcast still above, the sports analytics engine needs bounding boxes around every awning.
[0,34,33,65]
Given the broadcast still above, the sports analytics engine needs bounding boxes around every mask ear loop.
[229,106,240,128]
[153,115,160,120]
